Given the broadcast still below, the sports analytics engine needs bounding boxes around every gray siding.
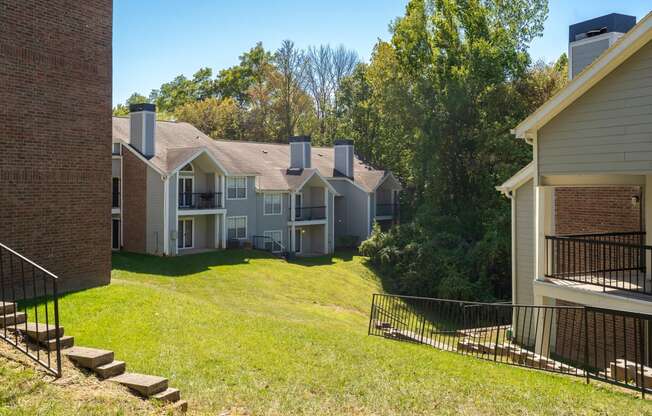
[514,179,534,305]
[539,40,652,176]
[330,180,370,244]
[168,173,178,255]
[256,192,289,250]
[146,166,164,254]
[571,38,610,78]
[225,176,257,240]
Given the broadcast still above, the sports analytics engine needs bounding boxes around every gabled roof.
[513,12,652,139]
[113,117,393,192]
[496,162,534,195]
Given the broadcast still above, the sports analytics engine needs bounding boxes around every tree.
[112,92,149,116]
[174,97,244,139]
[273,40,308,139]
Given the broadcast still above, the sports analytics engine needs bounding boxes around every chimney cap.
[129,103,156,113]
[289,135,311,143]
[334,139,354,146]
[569,13,636,42]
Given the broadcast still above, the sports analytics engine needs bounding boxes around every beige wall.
[514,179,535,305]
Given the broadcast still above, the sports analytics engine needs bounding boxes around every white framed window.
[264,230,283,253]
[227,216,247,240]
[178,218,194,249]
[227,176,247,200]
[264,193,283,215]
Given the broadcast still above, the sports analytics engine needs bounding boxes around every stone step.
[172,399,188,412]
[0,312,27,327]
[152,387,180,403]
[109,372,168,397]
[11,322,64,341]
[41,335,75,351]
[94,360,126,379]
[0,302,16,315]
[64,346,114,369]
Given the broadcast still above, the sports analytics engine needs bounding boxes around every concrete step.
[172,399,188,412]
[109,372,168,397]
[152,387,180,403]
[94,360,126,379]
[0,302,16,315]
[64,346,114,369]
[0,312,27,327]
[41,335,74,351]
[12,322,64,341]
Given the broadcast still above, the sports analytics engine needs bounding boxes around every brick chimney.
[129,103,156,158]
[289,136,311,169]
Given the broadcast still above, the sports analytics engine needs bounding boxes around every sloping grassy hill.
[33,250,652,414]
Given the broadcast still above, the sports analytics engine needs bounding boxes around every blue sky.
[113,1,651,106]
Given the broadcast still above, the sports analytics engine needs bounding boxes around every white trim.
[510,191,517,304]
[328,176,369,193]
[177,217,194,250]
[226,176,248,200]
[221,214,227,248]
[263,192,283,216]
[163,175,169,255]
[366,194,371,237]
[295,170,339,195]
[287,219,326,226]
[170,148,229,176]
[496,162,535,195]
[119,140,166,176]
[263,230,283,253]
[324,187,329,253]
[513,13,652,139]
[372,172,403,192]
[178,176,194,208]
[568,32,622,80]
[226,215,248,240]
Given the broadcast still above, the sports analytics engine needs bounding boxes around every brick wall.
[122,151,147,253]
[555,187,642,235]
[0,1,112,292]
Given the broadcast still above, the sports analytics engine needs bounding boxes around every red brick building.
[0,1,112,291]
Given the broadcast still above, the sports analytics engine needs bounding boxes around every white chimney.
[568,13,636,79]
[129,103,156,158]
[289,136,311,169]
[334,139,354,179]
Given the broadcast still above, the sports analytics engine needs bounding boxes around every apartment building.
[498,13,652,367]
[111,104,401,257]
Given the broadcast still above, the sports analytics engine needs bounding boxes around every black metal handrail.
[293,206,326,221]
[545,232,650,295]
[178,192,223,209]
[0,243,62,377]
[252,235,288,259]
[369,294,652,398]
[375,203,399,217]
[112,191,120,208]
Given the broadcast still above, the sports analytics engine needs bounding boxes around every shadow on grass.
[287,250,357,267]
[111,249,267,277]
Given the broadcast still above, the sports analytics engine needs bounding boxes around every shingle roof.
[113,116,390,192]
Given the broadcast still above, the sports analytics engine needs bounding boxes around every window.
[264,193,282,215]
[178,218,194,249]
[227,176,247,199]
[112,143,121,155]
[227,216,247,240]
[112,178,120,208]
[294,193,303,220]
[264,230,283,253]
[178,177,193,208]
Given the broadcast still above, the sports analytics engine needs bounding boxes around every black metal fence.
[252,235,288,259]
[545,231,650,295]
[369,294,652,397]
[294,206,326,221]
[0,243,62,377]
[178,192,223,209]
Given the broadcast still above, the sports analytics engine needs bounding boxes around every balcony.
[376,203,398,218]
[178,192,223,210]
[293,206,326,221]
[545,231,651,297]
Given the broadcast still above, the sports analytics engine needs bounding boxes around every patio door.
[111,219,120,250]
[178,218,194,249]
[294,194,303,220]
[295,228,302,254]
[179,177,193,207]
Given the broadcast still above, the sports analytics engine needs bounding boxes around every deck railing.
[178,192,223,209]
[369,294,652,398]
[0,243,62,377]
[545,231,650,295]
[293,206,326,221]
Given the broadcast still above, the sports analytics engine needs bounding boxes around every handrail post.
[53,277,62,377]
[584,308,590,385]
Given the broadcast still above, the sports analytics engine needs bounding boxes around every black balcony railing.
[178,192,223,209]
[293,206,326,221]
[0,243,62,377]
[112,192,120,209]
[376,203,399,217]
[545,231,651,295]
[369,294,652,398]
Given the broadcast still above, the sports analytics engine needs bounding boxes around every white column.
[214,214,220,249]
[535,186,554,281]
[163,176,169,255]
[221,176,226,208]
[291,192,296,253]
[645,176,652,280]
[323,188,329,254]
[221,214,227,249]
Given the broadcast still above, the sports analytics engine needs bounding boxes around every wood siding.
[538,40,652,176]
[514,179,535,305]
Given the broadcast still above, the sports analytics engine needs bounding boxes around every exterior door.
[179,177,193,207]
[295,194,303,220]
[111,219,120,250]
[295,228,302,254]
[178,218,194,249]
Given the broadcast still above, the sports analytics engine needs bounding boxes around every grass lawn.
[42,250,652,415]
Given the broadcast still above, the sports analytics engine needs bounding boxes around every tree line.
[115,0,567,301]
